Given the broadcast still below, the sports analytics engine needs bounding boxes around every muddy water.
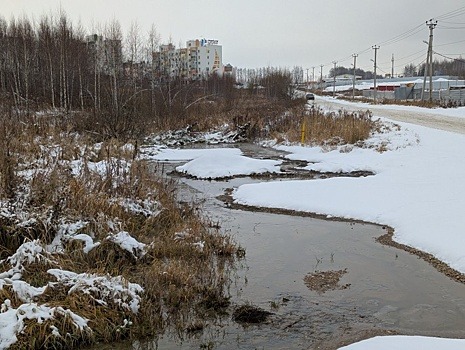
[163,176,465,349]
[100,144,465,349]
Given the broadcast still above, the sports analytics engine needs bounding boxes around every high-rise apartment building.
[153,39,223,81]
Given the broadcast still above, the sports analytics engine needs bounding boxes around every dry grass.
[0,110,241,349]
[253,104,375,146]
[0,91,376,348]
[183,94,374,146]
[304,269,351,294]
[11,313,94,350]
[302,108,374,145]
[173,92,293,140]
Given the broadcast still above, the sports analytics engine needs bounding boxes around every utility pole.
[372,45,380,103]
[352,54,358,100]
[320,64,323,90]
[391,54,394,78]
[332,61,337,97]
[421,42,430,101]
[306,68,309,90]
[312,66,315,89]
[422,20,437,101]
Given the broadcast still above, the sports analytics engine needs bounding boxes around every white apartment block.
[153,39,223,81]
[187,39,223,79]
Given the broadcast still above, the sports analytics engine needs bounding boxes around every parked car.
[306,93,315,101]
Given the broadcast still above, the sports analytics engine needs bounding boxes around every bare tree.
[105,19,123,116]
[147,24,160,117]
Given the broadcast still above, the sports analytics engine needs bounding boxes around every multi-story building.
[153,39,223,81]
[86,34,123,75]
[186,39,223,79]
[153,43,188,79]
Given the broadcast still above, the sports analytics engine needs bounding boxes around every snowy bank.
[339,335,465,350]
[233,118,465,274]
[143,147,282,179]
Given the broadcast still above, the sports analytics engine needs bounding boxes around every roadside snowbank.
[319,95,465,119]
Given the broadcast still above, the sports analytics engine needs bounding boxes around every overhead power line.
[437,24,465,29]
[377,48,425,66]
[433,50,465,63]
[435,6,465,21]
[377,23,424,47]
[323,22,428,67]
[316,4,465,77]
[439,20,465,25]
[435,38,465,47]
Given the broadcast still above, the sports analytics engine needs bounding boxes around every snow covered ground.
[150,100,465,349]
[318,94,465,120]
[339,335,465,350]
[142,147,282,179]
[234,118,465,273]
[317,95,465,136]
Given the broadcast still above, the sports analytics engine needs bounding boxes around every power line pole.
[312,66,315,89]
[391,54,394,78]
[428,20,437,102]
[332,61,337,97]
[352,54,358,100]
[372,45,380,103]
[320,64,323,90]
[422,19,437,102]
[306,68,309,91]
[421,44,430,101]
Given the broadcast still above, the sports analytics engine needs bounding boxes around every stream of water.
[96,143,465,349]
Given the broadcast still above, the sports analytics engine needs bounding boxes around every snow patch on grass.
[47,269,144,314]
[0,301,90,350]
[106,231,147,259]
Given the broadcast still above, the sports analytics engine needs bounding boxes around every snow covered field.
[149,100,465,349]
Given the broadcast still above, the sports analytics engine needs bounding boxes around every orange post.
[301,119,306,145]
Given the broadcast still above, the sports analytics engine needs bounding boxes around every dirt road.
[317,97,465,135]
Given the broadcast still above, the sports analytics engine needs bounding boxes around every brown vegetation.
[301,108,374,145]
[304,269,351,294]
[232,304,273,324]
[0,11,383,349]
[0,111,241,349]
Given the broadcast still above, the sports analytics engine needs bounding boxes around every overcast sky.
[4,0,465,77]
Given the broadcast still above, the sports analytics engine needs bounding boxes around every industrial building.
[325,76,465,105]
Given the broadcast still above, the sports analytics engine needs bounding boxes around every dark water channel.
[100,144,465,349]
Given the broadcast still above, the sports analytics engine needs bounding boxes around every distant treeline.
[0,13,304,139]
[0,13,241,138]
[404,58,465,78]
[328,66,382,80]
